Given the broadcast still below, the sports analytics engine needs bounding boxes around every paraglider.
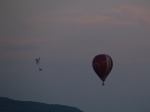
[36,57,40,64]
[35,57,42,71]
[92,54,113,86]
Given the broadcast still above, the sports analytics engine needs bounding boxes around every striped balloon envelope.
[92,54,113,86]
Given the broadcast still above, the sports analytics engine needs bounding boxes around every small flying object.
[92,54,113,86]
[39,68,42,71]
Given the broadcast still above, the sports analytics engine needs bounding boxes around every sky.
[0,0,150,112]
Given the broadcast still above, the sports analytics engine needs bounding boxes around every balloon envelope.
[92,54,113,82]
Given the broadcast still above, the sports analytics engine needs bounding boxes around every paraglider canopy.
[92,54,113,85]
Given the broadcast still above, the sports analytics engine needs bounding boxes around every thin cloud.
[0,38,47,51]
[59,15,134,26]
[23,5,150,28]
[114,5,150,28]
[23,9,80,27]
[24,13,133,28]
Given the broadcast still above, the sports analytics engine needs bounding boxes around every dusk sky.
[0,1,150,112]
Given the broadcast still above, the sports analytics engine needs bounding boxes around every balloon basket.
[102,82,104,86]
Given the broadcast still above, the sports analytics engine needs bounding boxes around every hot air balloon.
[92,54,113,86]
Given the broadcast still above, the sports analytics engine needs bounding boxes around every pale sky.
[0,1,150,112]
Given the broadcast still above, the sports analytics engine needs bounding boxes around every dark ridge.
[0,96,84,112]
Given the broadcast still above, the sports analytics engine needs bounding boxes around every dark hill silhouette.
[0,97,84,112]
